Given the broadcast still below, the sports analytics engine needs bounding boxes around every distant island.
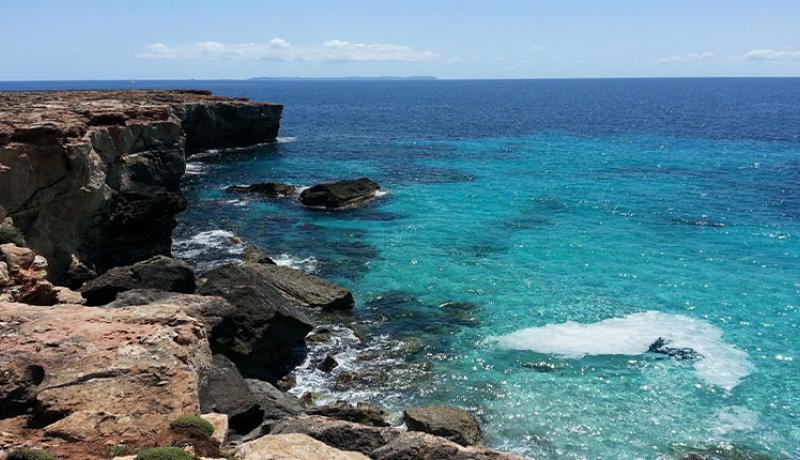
[248,75,437,81]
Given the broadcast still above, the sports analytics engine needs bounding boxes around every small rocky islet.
[0,91,522,460]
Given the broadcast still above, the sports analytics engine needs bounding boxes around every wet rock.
[227,182,297,198]
[245,378,305,420]
[236,433,370,460]
[105,289,235,333]
[522,361,558,372]
[403,407,483,446]
[243,245,277,265]
[648,337,702,360]
[299,178,381,209]
[80,256,196,305]
[198,354,264,435]
[197,263,313,381]
[319,355,340,373]
[0,302,210,450]
[308,401,389,427]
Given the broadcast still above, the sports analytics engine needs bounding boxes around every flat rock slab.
[403,406,483,446]
[236,433,370,460]
[299,178,381,209]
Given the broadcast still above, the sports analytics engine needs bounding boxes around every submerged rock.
[236,433,370,460]
[403,406,483,446]
[299,178,381,209]
[227,182,297,198]
[648,337,702,360]
[197,263,313,380]
[79,255,196,305]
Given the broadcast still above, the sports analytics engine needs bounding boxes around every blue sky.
[1,0,799,80]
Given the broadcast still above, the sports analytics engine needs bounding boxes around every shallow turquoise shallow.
[178,131,800,459]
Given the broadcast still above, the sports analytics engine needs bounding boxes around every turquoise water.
[178,131,799,459]
[10,79,796,458]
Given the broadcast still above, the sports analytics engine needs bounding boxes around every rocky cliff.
[0,90,282,284]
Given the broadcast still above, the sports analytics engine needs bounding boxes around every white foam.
[374,190,389,198]
[172,230,246,271]
[488,311,751,389]
[272,253,319,273]
[710,406,759,435]
[184,162,206,176]
[276,136,298,143]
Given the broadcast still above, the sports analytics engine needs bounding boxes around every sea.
[3,78,798,459]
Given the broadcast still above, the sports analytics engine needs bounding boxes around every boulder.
[197,263,313,380]
[243,245,277,265]
[308,401,389,427]
[227,182,297,198]
[648,337,702,360]
[299,178,381,209]
[236,433,369,460]
[80,256,196,305]
[201,412,229,445]
[319,355,340,373]
[372,431,524,460]
[240,262,355,311]
[198,354,264,435]
[0,302,210,453]
[245,379,305,420]
[106,289,235,333]
[0,244,61,305]
[403,407,483,446]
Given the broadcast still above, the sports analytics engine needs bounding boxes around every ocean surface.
[4,78,799,459]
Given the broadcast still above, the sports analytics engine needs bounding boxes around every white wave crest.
[488,311,751,389]
[272,253,319,273]
[172,229,245,271]
[276,136,298,143]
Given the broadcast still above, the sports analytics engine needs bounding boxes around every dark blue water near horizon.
[3,78,799,459]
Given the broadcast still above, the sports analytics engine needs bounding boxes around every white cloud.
[139,39,440,63]
[740,48,800,62]
[654,52,715,64]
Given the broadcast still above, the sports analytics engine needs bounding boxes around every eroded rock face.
[0,302,211,453]
[0,90,282,282]
[236,433,370,460]
[403,406,483,446]
[0,244,60,305]
[79,256,196,305]
[299,178,381,209]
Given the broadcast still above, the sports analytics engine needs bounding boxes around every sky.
[1,0,799,80]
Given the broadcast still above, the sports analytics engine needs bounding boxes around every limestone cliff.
[0,90,282,284]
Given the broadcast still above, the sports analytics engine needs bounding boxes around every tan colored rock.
[236,433,370,460]
[0,244,58,305]
[0,301,212,454]
[201,413,229,445]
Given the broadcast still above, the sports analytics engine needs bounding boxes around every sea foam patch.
[489,311,751,389]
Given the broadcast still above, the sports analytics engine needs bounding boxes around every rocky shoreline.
[0,91,523,460]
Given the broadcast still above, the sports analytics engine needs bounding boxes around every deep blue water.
[4,79,799,459]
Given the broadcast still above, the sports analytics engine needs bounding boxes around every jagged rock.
[243,245,277,265]
[299,178,381,209]
[106,289,235,333]
[200,412,229,445]
[648,337,702,360]
[372,431,524,460]
[199,354,264,435]
[80,256,195,305]
[403,407,483,446]
[245,379,305,420]
[0,302,211,453]
[227,182,297,198]
[0,244,59,305]
[319,355,339,373]
[308,401,389,427]
[240,263,354,311]
[65,255,96,289]
[197,263,313,381]
[0,90,281,282]
[236,433,370,460]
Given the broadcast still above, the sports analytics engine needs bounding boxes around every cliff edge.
[0,90,282,284]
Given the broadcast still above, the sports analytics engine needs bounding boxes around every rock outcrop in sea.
[0,90,522,460]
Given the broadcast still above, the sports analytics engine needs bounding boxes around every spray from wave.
[488,311,751,389]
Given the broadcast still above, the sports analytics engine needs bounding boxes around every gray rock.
[227,182,297,198]
[372,431,523,460]
[269,415,399,456]
[245,378,305,420]
[79,256,196,305]
[243,245,277,265]
[199,354,264,435]
[308,401,389,427]
[244,263,355,310]
[197,263,313,380]
[403,407,483,446]
[299,178,381,209]
[319,355,339,373]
